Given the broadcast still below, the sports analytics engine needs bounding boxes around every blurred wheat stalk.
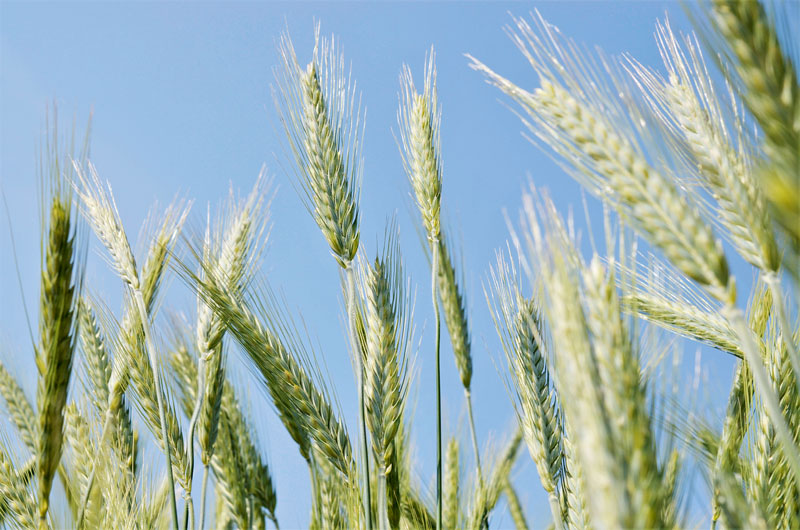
[1,1,797,529]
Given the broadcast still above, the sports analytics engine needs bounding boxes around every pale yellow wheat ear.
[625,18,778,275]
[274,25,363,269]
[471,8,800,486]
[515,189,677,529]
[704,0,799,249]
[398,48,442,243]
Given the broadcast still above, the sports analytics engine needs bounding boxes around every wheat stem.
[432,239,443,530]
[346,265,372,530]
[465,390,483,490]
[199,464,209,530]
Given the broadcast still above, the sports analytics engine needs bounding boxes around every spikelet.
[0,445,37,528]
[0,361,37,451]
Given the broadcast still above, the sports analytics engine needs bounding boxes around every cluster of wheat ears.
[1,1,798,529]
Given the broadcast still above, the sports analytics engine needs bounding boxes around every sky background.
[1,2,748,528]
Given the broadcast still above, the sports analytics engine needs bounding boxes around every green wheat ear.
[36,110,87,529]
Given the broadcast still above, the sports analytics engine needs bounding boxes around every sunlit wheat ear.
[398,49,442,243]
[468,14,733,305]
[583,257,670,528]
[487,253,563,526]
[707,0,800,244]
[196,272,355,478]
[275,28,362,268]
[626,19,778,273]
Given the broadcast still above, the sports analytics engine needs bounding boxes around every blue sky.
[1,2,743,528]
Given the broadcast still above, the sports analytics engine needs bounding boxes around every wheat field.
[1,1,798,529]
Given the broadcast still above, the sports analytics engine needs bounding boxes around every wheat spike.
[276,29,361,268]
[442,438,459,529]
[710,0,800,244]
[37,182,81,528]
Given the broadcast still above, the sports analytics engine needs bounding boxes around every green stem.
[134,290,179,530]
[432,240,442,530]
[198,465,209,530]
[726,304,800,479]
[346,266,372,530]
[183,350,207,530]
[377,468,390,530]
[465,389,483,490]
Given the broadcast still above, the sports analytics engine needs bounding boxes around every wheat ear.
[37,166,81,529]
[487,254,563,528]
[710,0,800,245]
[0,444,37,528]
[442,437,459,529]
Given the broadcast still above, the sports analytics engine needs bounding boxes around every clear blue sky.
[1,2,742,528]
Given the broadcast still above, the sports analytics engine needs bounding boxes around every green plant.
[1,3,797,529]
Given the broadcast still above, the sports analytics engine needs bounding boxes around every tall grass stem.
[432,240,443,530]
[346,265,372,530]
